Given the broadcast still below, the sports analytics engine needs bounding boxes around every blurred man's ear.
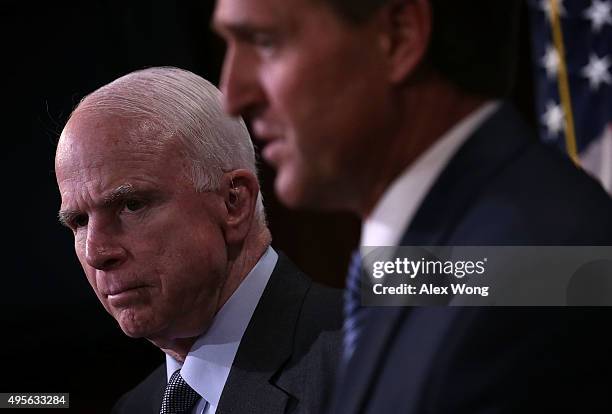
[377,0,432,84]
[220,169,260,244]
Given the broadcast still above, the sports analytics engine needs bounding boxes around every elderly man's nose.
[84,226,127,270]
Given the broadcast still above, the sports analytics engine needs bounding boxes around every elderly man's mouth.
[107,286,147,307]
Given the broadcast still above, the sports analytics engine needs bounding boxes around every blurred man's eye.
[253,33,274,47]
[251,33,280,55]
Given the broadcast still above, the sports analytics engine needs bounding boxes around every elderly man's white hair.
[70,66,266,224]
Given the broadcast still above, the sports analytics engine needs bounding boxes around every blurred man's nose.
[220,47,264,117]
[84,220,127,271]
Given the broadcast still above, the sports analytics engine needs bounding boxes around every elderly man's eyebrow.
[58,209,80,227]
[102,183,136,206]
[57,184,147,227]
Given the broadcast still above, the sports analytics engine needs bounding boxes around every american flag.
[529,0,612,193]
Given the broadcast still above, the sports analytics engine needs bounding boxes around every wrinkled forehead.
[56,111,169,171]
[55,111,190,206]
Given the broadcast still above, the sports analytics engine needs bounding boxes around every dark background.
[2,0,534,412]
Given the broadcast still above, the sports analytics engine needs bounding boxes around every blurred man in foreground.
[55,67,342,414]
[213,0,612,412]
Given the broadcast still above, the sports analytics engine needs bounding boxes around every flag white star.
[540,0,566,22]
[541,44,560,79]
[541,101,565,138]
[581,53,612,90]
[583,0,612,32]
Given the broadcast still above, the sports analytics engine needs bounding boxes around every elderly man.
[213,0,612,413]
[55,67,342,414]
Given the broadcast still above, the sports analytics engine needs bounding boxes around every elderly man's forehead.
[56,111,173,172]
[62,111,169,148]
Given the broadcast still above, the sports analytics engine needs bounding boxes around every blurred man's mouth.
[262,136,284,160]
[252,121,286,166]
[252,120,278,140]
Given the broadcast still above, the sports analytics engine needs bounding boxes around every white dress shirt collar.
[166,246,279,414]
[361,101,501,247]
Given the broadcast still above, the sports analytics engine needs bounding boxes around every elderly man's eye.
[74,214,89,228]
[124,199,145,212]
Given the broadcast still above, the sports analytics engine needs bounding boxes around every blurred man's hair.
[320,0,521,98]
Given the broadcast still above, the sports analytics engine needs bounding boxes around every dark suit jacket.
[330,103,612,413]
[113,251,342,414]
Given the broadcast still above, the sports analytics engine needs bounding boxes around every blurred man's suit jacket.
[113,252,342,414]
[330,103,612,413]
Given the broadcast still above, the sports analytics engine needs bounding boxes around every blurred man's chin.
[275,171,310,209]
[275,172,340,212]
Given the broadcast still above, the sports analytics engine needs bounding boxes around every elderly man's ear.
[220,170,260,243]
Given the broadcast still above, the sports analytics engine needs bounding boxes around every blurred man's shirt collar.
[361,100,501,247]
[165,246,278,414]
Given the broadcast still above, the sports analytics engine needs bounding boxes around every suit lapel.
[335,104,535,413]
[148,368,166,414]
[216,252,311,414]
[333,306,406,414]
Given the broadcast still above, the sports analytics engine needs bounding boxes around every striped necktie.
[342,250,369,364]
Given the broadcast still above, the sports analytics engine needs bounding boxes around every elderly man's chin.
[111,307,160,339]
